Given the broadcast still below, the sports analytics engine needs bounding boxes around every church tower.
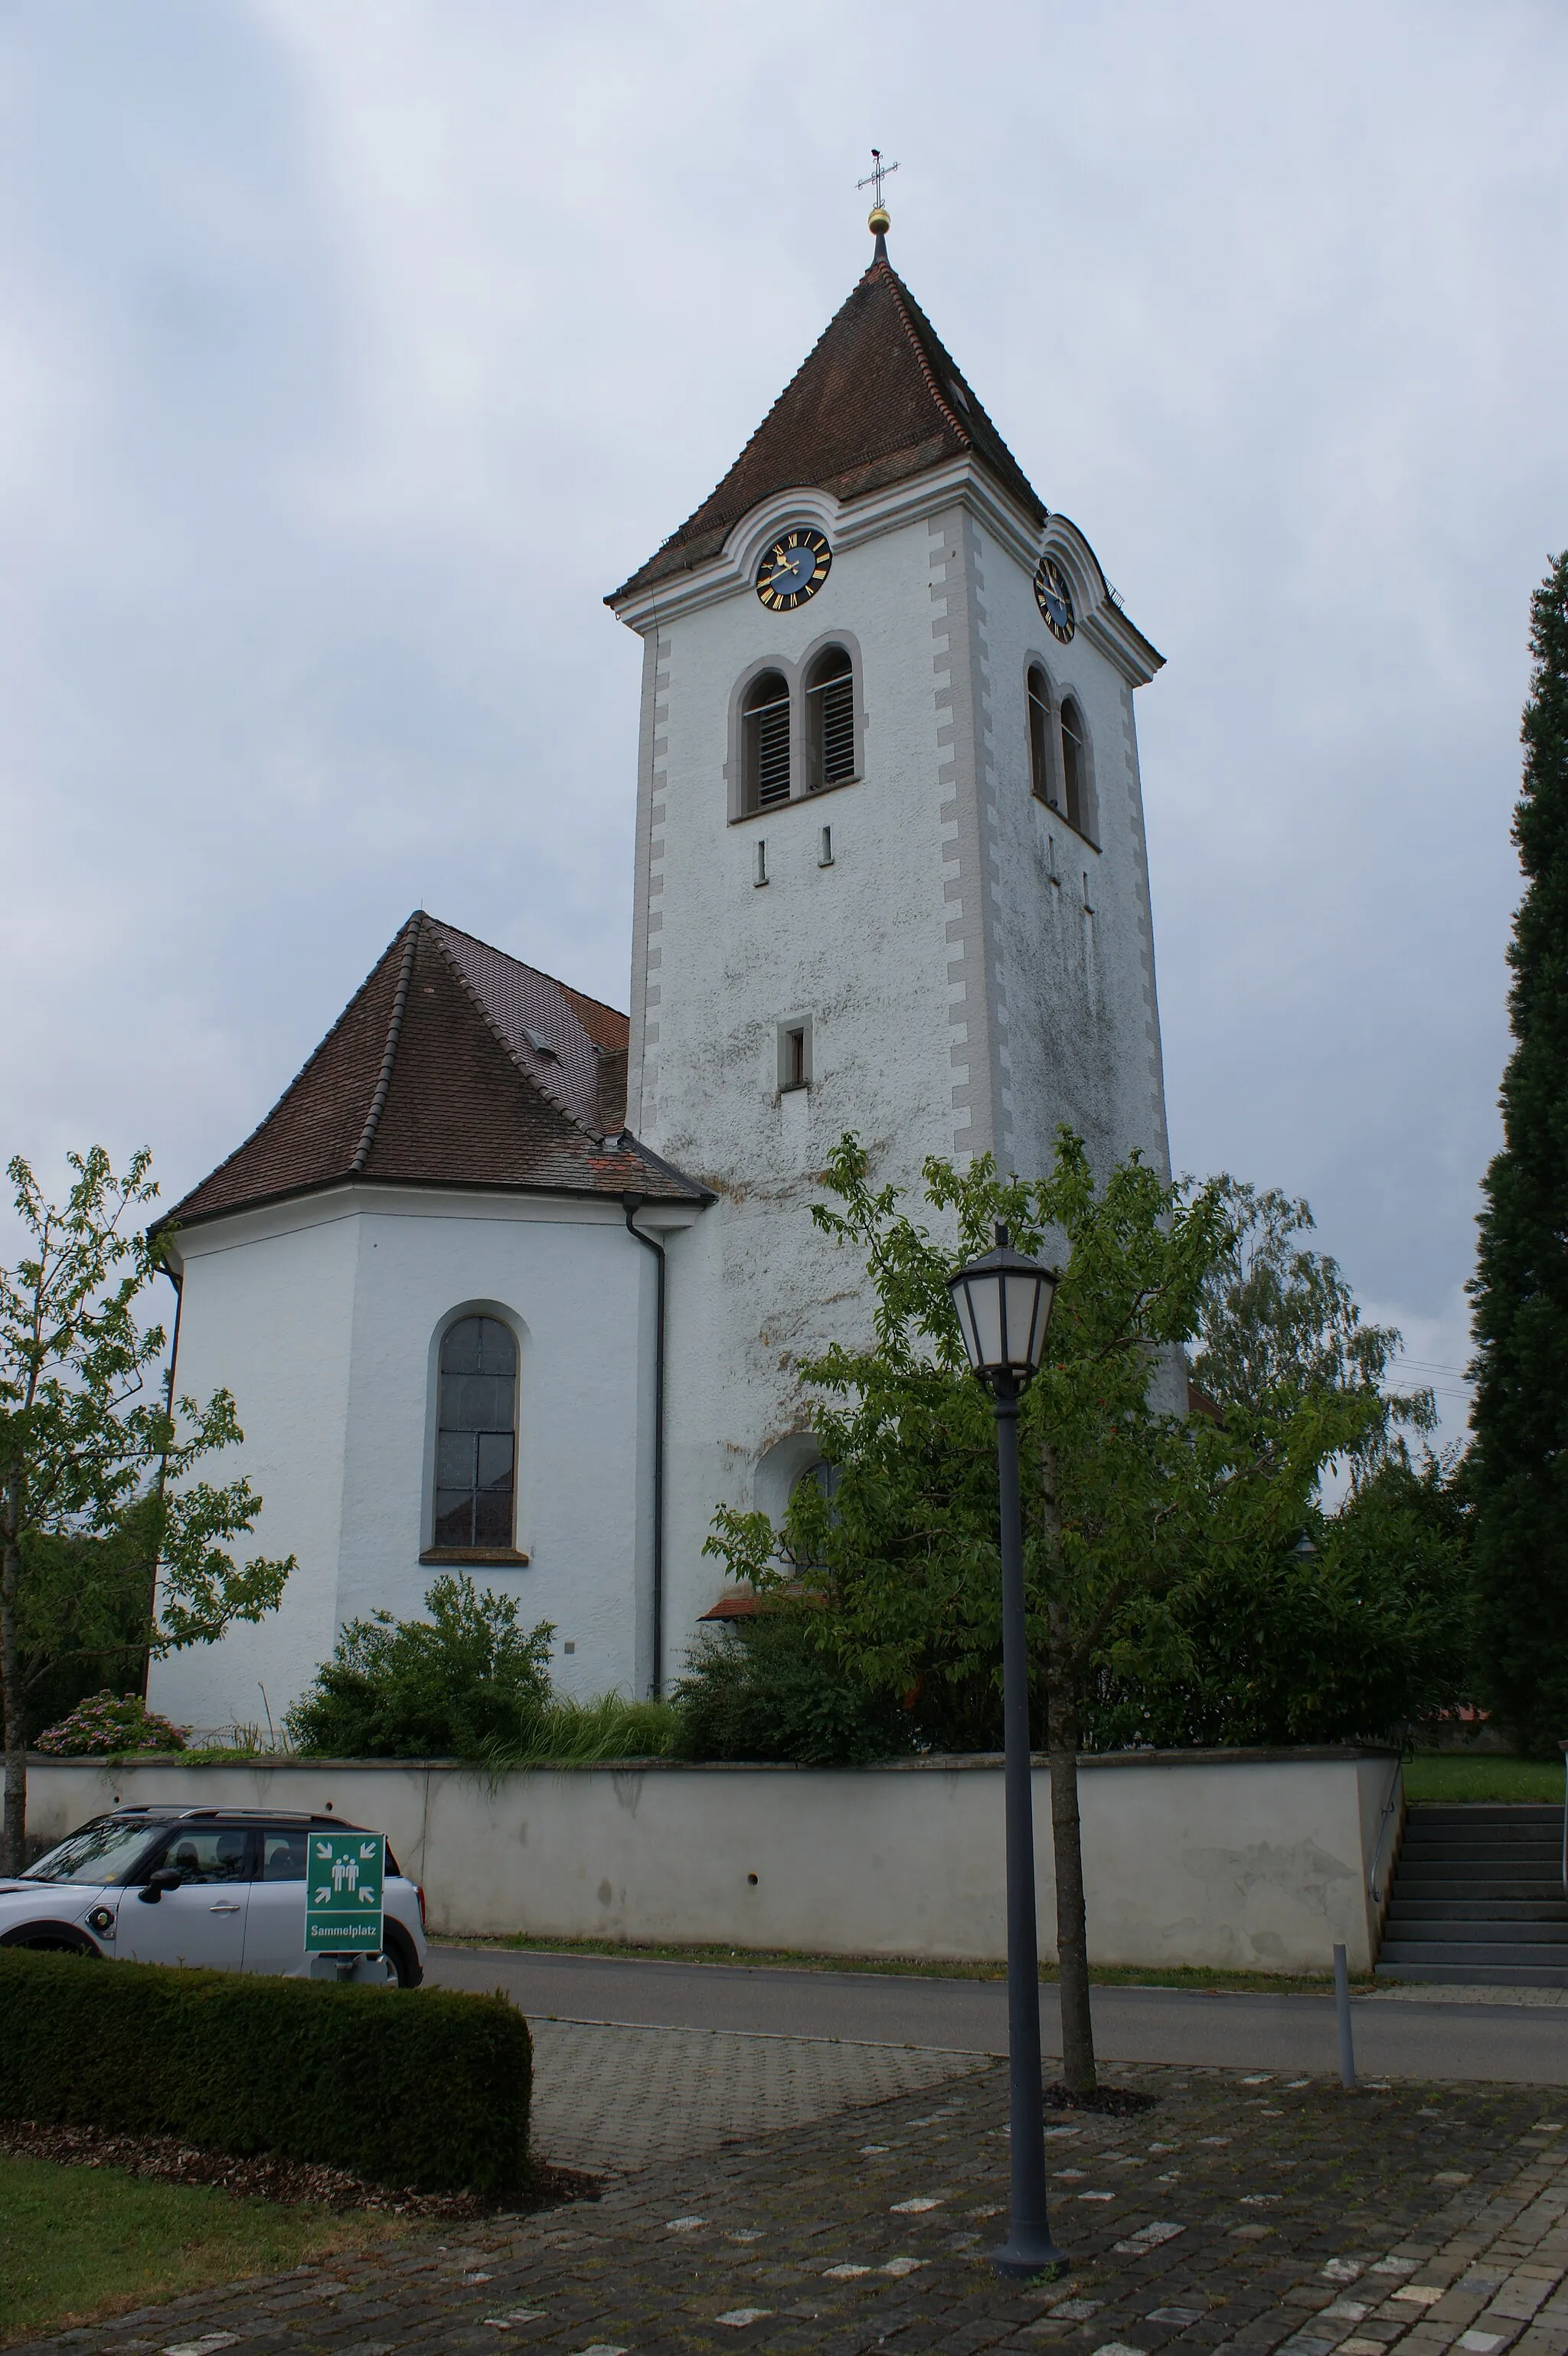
[607,210,1173,1663]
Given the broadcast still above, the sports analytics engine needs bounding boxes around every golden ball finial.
[867,203,890,237]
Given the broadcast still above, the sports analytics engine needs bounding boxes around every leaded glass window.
[433,1315,517,1550]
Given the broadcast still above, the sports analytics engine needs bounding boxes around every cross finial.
[858,147,899,258]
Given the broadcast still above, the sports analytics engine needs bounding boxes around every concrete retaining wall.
[25,1746,1403,1975]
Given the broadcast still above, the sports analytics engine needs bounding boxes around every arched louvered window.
[743,671,792,812]
[805,646,856,790]
[1027,666,1057,808]
[1060,698,1090,838]
[433,1315,518,1551]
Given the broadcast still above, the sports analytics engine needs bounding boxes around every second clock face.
[757,528,831,612]
[1034,555,1076,643]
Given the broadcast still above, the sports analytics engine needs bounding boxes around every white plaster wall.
[623,481,1174,1644]
[977,523,1171,1191]
[641,506,979,1648]
[149,1210,359,1738]
[28,1750,1396,1974]
[149,1189,657,1733]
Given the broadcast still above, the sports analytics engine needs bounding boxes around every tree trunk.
[2,1494,25,1877]
[1046,1601,1095,2093]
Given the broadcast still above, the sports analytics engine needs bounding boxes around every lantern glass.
[948,1224,1057,1384]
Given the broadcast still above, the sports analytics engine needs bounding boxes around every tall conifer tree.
[1469,551,1568,1754]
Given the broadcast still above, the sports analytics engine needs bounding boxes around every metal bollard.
[1333,1943,1356,2089]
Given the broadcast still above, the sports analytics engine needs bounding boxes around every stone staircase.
[1376,1802,1568,1985]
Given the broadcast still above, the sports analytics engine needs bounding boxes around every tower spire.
[857,145,899,263]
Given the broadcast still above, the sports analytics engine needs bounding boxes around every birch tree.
[1,1148,292,1871]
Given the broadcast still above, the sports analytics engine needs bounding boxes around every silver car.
[0,1805,426,1985]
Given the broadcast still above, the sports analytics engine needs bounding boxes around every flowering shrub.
[34,1693,187,1756]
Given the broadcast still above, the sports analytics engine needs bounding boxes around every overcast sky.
[3,0,1565,1445]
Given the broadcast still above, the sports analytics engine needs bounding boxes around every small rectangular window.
[778,1018,812,1093]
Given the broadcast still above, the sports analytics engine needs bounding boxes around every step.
[1386,1897,1568,1923]
[1374,1960,1568,1988]
[1406,1805,1563,1823]
[1400,1831,1561,1854]
[1381,1918,1568,1946]
[1403,1811,1560,1828]
[1379,1937,1568,1966]
[1393,1847,1553,1865]
[1396,1859,1562,1880]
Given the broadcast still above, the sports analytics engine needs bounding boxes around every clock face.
[1034,555,1076,643]
[756,528,831,612]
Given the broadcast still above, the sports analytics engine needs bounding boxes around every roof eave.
[157,1161,713,1261]
[608,453,1049,634]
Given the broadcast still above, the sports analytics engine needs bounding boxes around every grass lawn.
[437,1930,1369,1995]
[1404,1753,1564,1803]
[0,2153,405,2347]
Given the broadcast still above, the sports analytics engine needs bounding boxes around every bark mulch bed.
[0,2117,599,2220]
[1042,2079,1160,2116]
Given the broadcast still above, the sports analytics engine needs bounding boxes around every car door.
[116,1825,254,1970]
[241,1825,309,1976]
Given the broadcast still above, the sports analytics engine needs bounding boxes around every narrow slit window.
[1060,698,1089,836]
[743,671,792,810]
[433,1315,517,1551]
[784,1026,807,1089]
[1027,666,1057,808]
[805,648,856,789]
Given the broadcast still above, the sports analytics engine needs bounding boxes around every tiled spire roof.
[163,914,708,1230]
[609,253,1046,603]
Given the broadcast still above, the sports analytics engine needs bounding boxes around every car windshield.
[22,1818,162,1886]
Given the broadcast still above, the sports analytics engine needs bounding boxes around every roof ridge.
[155,919,411,1232]
[619,260,892,588]
[351,911,423,1173]
[874,259,974,450]
[422,921,601,1143]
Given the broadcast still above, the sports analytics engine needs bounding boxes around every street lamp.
[948,1222,1063,2281]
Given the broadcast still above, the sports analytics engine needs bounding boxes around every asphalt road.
[424,1945,1564,2086]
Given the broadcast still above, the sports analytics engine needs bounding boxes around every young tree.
[1194,1179,1434,1464]
[1,1148,293,1871]
[707,1134,1377,2093]
[1469,551,1568,1755]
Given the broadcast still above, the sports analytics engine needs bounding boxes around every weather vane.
[858,148,899,254]
[858,148,899,210]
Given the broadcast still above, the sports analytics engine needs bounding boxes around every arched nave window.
[742,671,792,812]
[433,1315,518,1551]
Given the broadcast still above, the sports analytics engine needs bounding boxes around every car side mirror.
[137,1867,184,1904]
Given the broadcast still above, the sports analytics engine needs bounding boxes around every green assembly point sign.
[305,1830,385,1954]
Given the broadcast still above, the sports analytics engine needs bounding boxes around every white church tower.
[607,207,1173,1665]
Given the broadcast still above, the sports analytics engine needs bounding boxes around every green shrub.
[34,1692,187,1756]
[0,1951,531,2198]
[286,1574,554,1760]
[672,1609,914,1766]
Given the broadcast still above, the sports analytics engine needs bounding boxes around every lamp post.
[948,1222,1063,2281]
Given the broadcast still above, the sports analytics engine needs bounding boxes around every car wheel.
[0,1923,100,1956]
[382,1922,423,1988]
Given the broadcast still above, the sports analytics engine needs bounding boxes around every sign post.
[305,1829,385,1964]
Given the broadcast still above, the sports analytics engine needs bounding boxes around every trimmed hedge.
[0,1951,531,2197]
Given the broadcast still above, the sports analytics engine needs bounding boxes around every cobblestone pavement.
[19,2053,1566,2356]
[528,2021,991,2170]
